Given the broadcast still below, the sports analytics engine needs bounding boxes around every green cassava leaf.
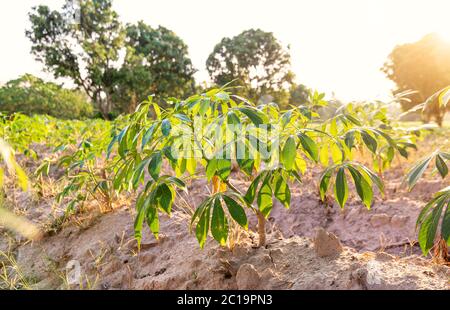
[334,167,348,208]
[156,183,174,215]
[222,195,248,229]
[196,202,211,248]
[298,132,318,162]
[211,197,228,246]
[273,173,291,209]
[361,130,378,154]
[347,165,373,209]
[245,173,263,204]
[161,119,171,136]
[319,167,333,201]
[281,136,296,170]
[406,155,433,189]
[146,206,159,239]
[436,154,448,178]
[257,174,273,217]
[141,123,157,149]
[148,152,162,181]
[418,198,446,255]
[238,107,267,126]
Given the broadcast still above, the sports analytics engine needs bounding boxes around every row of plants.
[1,87,448,256]
[102,87,446,254]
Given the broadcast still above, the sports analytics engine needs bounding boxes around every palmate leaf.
[244,173,264,204]
[222,195,248,229]
[146,206,159,239]
[318,163,382,209]
[141,123,157,149]
[442,201,450,245]
[281,136,296,170]
[406,156,433,189]
[206,158,231,181]
[298,132,318,162]
[273,173,291,209]
[211,197,228,246]
[155,183,174,215]
[319,144,329,166]
[148,152,163,181]
[319,167,333,201]
[237,107,268,126]
[134,194,150,249]
[435,154,448,178]
[360,130,378,154]
[347,165,373,209]
[132,157,150,189]
[257,174,273,218]
[417,186,450,255]
[196,201,211,249]
[405,151,449,190]
[161,119,171,136]
[236,140,254,175]
[334,167,348,208]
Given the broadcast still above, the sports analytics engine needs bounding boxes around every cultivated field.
[0,90,449,290]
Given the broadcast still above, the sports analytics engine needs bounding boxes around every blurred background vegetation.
[0,0,447,125]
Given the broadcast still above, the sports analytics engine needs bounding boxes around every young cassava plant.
[108,87,390,249]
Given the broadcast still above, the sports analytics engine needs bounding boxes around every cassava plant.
[35,120,117,214]
[107,87,404,249]
[404,87,450,257]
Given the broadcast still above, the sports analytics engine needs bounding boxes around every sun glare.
[436,30,450,42]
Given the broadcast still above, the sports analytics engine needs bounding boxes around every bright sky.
[1,0,450,101]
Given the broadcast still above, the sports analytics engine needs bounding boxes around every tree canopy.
[206,29,294,105]
[26,0,195,118]
[382,33,450,123]
[114,21,196,113]
[0,74,93,119]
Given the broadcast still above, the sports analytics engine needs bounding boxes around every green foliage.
[0,112,111,159]
[405,150,449,190]
[206,29,294,106]
[403,149,450,255]
[403,89,450,255]
[318,99,419,174]
[26,0,196,118]
[416,186,450,255]
[107,88,391,248]
[319,162,383,209]
[26,0,124,118]
[289,84,310,106]
[0,74,93,119]
[3,85,446,257]
[114,22,196,113]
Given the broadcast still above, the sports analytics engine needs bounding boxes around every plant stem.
[224,180,242,195]
[225,179,266,247]
[256,210,266,247]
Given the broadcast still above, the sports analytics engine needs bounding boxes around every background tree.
[206,29,294,105]
[0,74,93,119]
[289,83,310,105]
[113,21,196,113]
[26,0,125,119]
[382,33,450,125]
[26,0,196,118]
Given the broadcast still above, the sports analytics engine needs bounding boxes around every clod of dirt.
[236,263,261,289]
[314,227,343,257]
[348,267,369,290]
[391,215,409,228]
[370,214,391,227]
[375,252,395,262]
